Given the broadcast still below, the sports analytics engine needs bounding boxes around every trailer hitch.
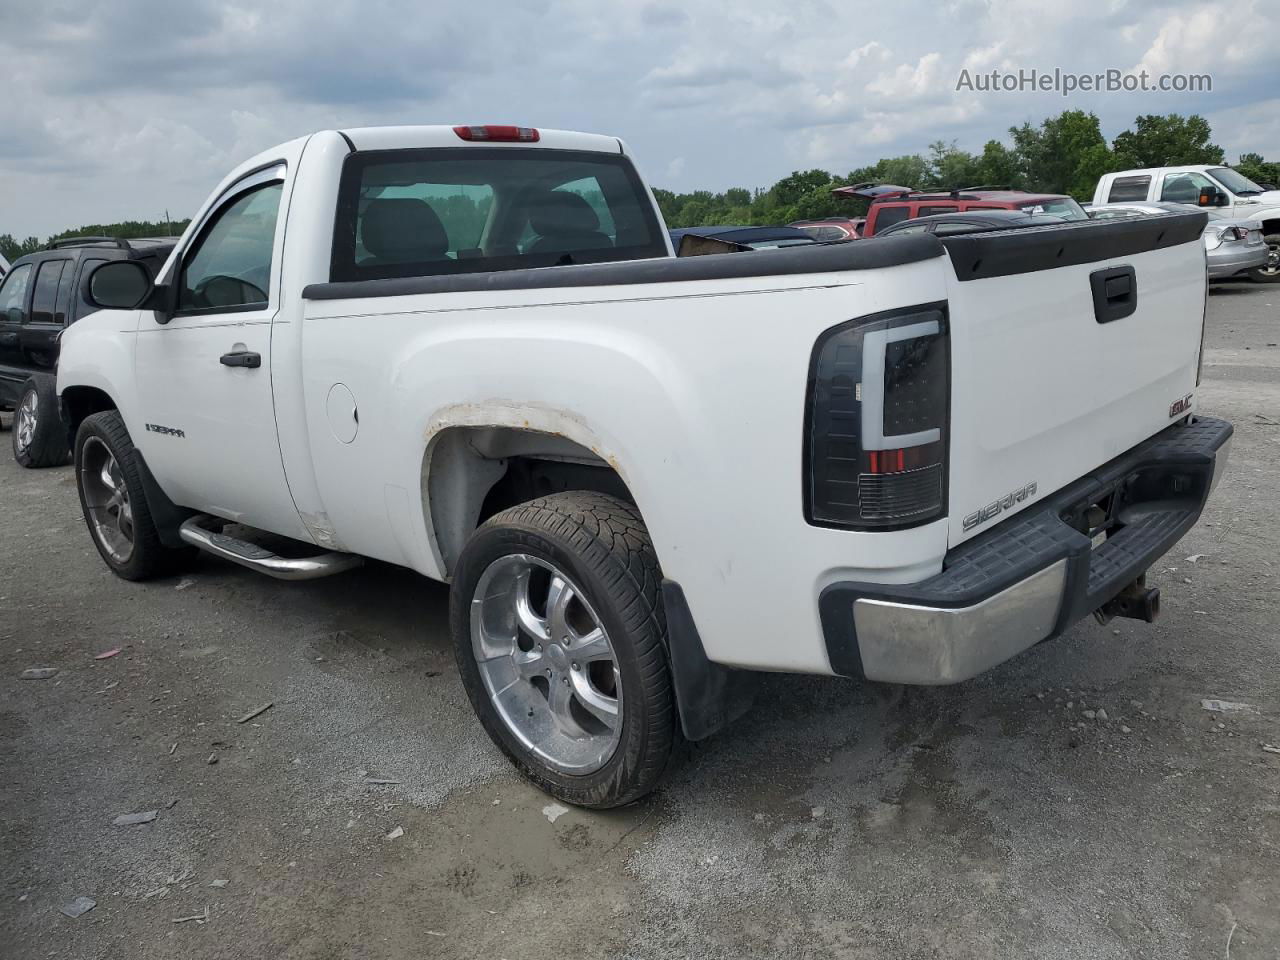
[1093,575,1161,625]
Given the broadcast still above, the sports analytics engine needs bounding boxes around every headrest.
[361,198,448,261]
[529,191,601,235]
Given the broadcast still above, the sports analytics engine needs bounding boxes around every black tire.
[12,375,70,468]
[74,410,194,581]
[1250,234,1280,283]
[450,491,678,808]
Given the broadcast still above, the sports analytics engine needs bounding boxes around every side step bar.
[178,515,363,581]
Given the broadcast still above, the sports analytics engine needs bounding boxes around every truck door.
[133,164,310,542]
[0,263,32,402]
[19,257,71,374]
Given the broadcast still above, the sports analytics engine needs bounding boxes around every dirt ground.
[2,281,1278,960]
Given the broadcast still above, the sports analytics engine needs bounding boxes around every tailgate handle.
[1090,265,1137,324]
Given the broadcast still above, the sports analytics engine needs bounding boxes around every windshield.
[331,147,668,282]
[1208,167,1264,196]
[1019,198,1088,221]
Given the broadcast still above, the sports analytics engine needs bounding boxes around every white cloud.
[0,0,1271,238]
[865,52,944,100]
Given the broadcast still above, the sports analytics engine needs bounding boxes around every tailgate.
[940,212,1208,546]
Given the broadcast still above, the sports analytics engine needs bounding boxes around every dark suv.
[0,237,177,467]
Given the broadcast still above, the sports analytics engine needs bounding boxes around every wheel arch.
[421,411,636,581]
[61,385,118,444]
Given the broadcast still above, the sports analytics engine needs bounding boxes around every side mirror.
[1198,186,1229,208]
[86,260,154,310]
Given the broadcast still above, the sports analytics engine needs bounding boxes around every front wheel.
[12,376,70,468]
[450,492,678,808]
[1249,234,1280,283]
[75,410,194,580]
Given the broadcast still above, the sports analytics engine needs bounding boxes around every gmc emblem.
[1169,393,1193,418]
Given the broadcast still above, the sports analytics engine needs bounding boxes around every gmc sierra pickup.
[58,125,1231,807]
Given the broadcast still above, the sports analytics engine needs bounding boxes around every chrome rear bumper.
[820,416,1233,684]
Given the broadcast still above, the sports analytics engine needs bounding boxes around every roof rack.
[957,185,1013,192]
[48,236,180,253]
[49,236,133,250]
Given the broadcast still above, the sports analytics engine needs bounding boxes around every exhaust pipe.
[1094,575,1160,625]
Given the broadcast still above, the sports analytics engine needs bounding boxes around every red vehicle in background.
[788,216,864,241]
[834,183,1089,237]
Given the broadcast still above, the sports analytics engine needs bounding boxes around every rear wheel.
[1249,234,1280,283]
[450,492,678,808]
[12,376,70,468]
[75,410,194,580]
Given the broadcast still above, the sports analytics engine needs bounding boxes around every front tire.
[450,492,678,808]
[12,375,70,468]
[1250,234,1280,283]
[75,410,193,581]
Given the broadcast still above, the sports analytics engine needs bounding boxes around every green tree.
[924,141,984,190]
[875,154,930,189]
[1235,152,1279,188]
[0,235,43,261]
[1112,114,1224,168]
[974,140,1022,188]
[1009,110,1111,195]
[770,170,834,208]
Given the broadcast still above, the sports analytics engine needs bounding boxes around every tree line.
[4,111,1276,260]
[1,219,191,263]
[655,111,1278,228]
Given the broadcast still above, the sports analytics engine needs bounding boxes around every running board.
[178,515,363,581]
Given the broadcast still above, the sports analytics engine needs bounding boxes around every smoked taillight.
[452,125,540,142]
[805,305,949,529]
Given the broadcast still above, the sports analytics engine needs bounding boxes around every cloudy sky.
[1,0,1274,238]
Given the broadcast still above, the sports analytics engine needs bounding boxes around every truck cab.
[1093,166,1280,282]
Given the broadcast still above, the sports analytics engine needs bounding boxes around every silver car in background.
[1085,201,1268,280]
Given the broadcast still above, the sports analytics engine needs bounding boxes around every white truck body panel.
[945,242,1203,545]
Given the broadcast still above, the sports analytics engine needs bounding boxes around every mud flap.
[661,580,758,741]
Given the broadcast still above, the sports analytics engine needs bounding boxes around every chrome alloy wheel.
[471,554,623,774]
[79,436,134,563]
[1262,240,1280,277]
[14,389,37,454]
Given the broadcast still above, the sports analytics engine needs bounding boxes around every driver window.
[178,182,283,314]
[1160,172,1213,204]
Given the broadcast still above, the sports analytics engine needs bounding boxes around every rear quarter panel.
[298,259,951,674]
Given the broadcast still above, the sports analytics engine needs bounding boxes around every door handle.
[220,350,261,369]
[1089,265,1137,324]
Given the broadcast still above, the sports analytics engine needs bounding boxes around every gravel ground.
[1,280,1278,959]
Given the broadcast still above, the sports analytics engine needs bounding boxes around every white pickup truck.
[59,124,1232,807]
[1093,165,1280,282]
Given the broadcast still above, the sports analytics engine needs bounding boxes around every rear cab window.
[331,148,668,282]
[1108,176,1151,202]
